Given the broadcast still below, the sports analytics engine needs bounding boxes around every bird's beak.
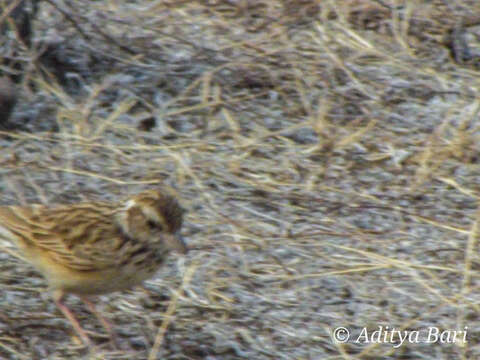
[167,233,188,254]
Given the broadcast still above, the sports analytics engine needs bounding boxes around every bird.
[0,188,187,347]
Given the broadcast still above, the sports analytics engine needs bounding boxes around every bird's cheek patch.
[126,206,145,233]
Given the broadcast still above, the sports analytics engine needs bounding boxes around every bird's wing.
[0,204,129,272]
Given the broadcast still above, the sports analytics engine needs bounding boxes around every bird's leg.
[53,290,92,347]
[80,296,119,348]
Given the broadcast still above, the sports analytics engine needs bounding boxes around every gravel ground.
[1,1,480,359]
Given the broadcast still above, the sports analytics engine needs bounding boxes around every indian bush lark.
[0,188,187,346]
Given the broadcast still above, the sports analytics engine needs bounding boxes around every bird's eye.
[147,220,163,231]
[147,220,156,229]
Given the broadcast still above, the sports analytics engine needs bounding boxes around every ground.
[1,0,480,359]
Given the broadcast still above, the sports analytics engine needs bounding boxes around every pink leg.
[80,296,119,347]
[53,290,92,347]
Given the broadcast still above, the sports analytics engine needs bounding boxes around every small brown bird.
[0,189,187,346]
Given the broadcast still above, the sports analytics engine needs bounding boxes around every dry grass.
[1,0,480,359]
